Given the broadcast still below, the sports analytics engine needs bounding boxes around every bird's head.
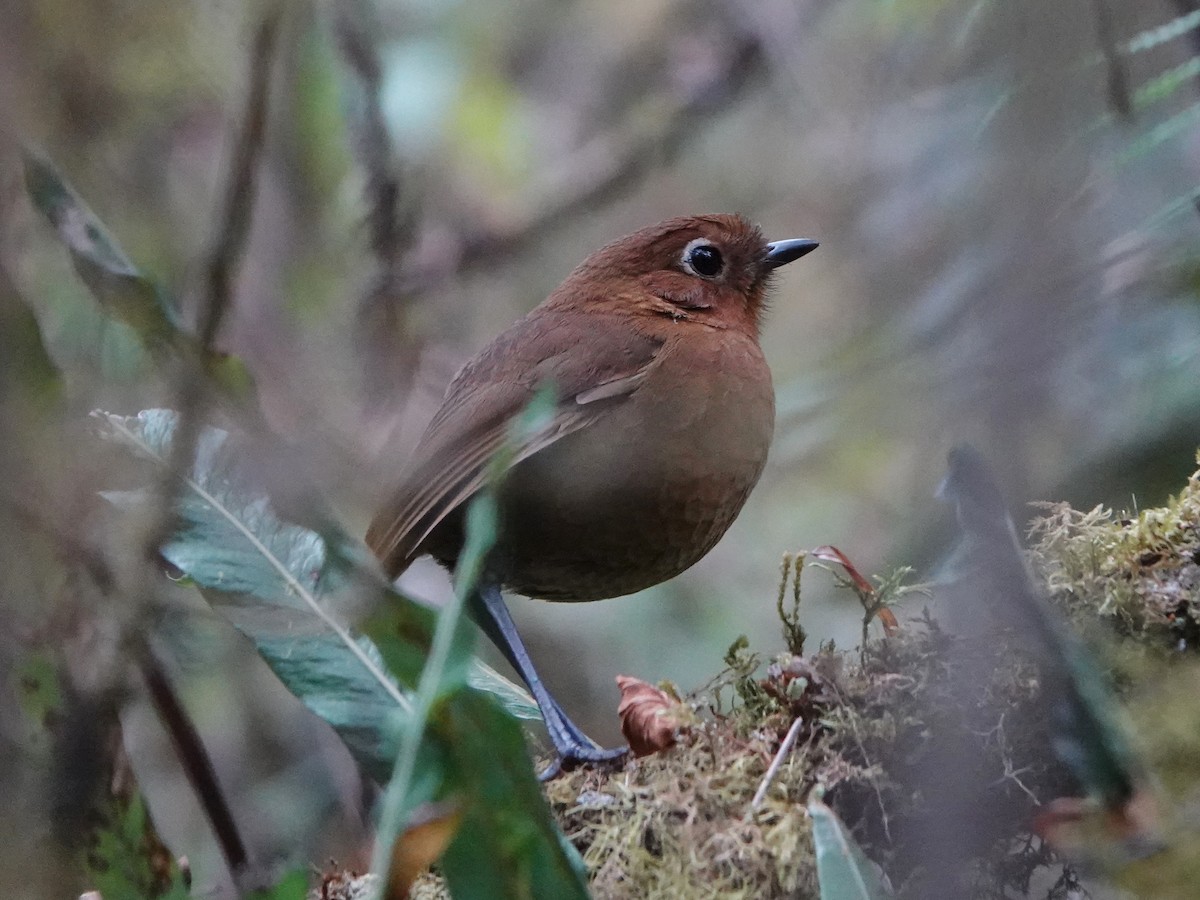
[548,214,818,335]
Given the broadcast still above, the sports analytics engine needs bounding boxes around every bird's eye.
[681,240,724,278]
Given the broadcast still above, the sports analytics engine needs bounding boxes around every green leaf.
[22,148,256,402]
[808,796,890,900]
[94,409,535,779]
[439,691,590,900]
[246,869,310,900]
[85,791,192,900]
[95,408,585,899]
[23,148,181,350]
[0,264,64,411]
[367,490,494,888]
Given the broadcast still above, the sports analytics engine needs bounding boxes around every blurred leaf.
[438,690,590,900]
[808,796,890,900]
[368,492,493,888]
[85,792,191,900]
[1126,9,1200,54]
[940,446,1163,853]
[22,148,256,401]
[23,148,181,350]
[0,263,64,411]
[246,869,309,900]
[94,409,536,780]
[388,802,463,899]
[1133,56,1200,110]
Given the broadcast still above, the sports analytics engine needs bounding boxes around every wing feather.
[367,310,664,577]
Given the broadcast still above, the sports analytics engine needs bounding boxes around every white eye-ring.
[680,238,725,278]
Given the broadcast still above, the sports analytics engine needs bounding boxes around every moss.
[1028,453,1200,651]
[406,455,1200,898]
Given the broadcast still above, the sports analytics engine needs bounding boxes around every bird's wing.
[367,310,665,577]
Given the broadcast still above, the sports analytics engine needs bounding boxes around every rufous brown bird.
[367,214,817,774]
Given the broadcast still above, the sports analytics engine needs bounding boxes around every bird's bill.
[764,238,819,268]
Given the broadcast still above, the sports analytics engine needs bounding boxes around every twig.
[201,4,280,354]
[1089,0,1133,121]
[116,7,281,890]
[332,0,421,405]
[750,716,804,810]
[138,651,249,877]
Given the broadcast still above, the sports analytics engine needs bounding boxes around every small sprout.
[776,551,808,655]
[810,545,929,653]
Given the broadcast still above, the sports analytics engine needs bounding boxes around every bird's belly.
[495,360,774,601]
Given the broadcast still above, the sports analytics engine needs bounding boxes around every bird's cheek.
[640,273,713,312]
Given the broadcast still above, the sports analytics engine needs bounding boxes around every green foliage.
[1028,455,1200,643]
[776,552,807,656]
[808,795,890,900]
[84,792,191,900]
[247,870,310,900]
[23,149,255,399]
[95,408,583,899]
[24,149,182,350]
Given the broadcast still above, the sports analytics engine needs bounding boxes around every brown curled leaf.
[616,675,686,757]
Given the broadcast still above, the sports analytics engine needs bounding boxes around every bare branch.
[332,0,421,406]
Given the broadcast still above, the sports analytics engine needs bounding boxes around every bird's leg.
[470,582,628,777]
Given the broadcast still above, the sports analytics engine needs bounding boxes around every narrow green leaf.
[22,148,256,402]
[808,796,890,900]
[1133,56,1200,110]
[23,148,181,349]
[367,488,497,891]
[0,264,64,410]
[439,691,590,900]
[1118,101,1200,164]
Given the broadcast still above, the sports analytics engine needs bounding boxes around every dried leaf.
[388,802,463,899]
[617,675,685,756]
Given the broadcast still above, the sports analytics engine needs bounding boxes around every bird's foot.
[537,743,629,781]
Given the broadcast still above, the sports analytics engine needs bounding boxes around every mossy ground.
[403,454,1200,899]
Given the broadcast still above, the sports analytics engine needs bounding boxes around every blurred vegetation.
[3,0,1200,897]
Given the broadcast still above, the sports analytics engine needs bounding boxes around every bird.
[367,213,817,774]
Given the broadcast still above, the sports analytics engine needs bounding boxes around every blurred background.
[2,0,1200,895]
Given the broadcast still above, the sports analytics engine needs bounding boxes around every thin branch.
[750,716,804,811]
[138,651,249,876]
[332,0,421,405]
[201,4,281,353]
[113,7,281,890]
[1090,0,1133,121]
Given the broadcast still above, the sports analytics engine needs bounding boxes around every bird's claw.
[538,743,629,781]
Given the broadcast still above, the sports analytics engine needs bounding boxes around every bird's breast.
[497,330,775,601]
